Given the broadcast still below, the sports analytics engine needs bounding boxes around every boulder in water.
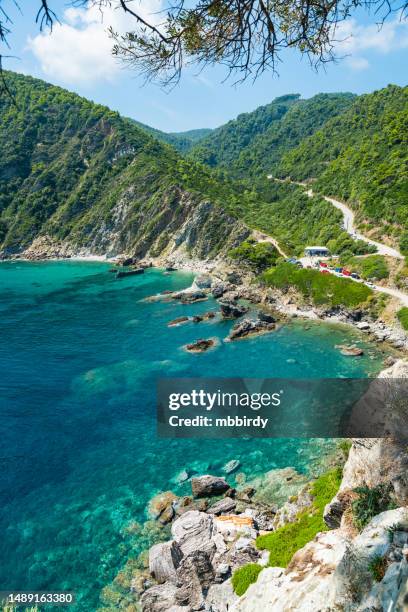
[191,475,229,497]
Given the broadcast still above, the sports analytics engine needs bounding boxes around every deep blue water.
[0,262,384,609]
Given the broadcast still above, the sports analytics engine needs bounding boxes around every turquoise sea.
[0,261,385,609]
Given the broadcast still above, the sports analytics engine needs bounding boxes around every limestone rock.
[147,491,177,524]
[219,301,248,319]
[149,540,183,584]
[229,318,275,340]
[194,274,212,289]
[206,579,239,611]
[140,582,178,612]
[171,510,215,558]
[185,338,215,352]
[174,550,215,609]
[207,497,237,515]
[191,475,229,497]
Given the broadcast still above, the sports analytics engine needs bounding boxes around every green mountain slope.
[128,119,212,153]
[189,93,355,179]
[0,72,245,258]
[277,85,408,251]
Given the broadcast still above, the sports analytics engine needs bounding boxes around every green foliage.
[129,118,212,153]
[278,85,408,247]
[231,563,263,595]
[342,255,389,280]
[397,307,408,330]
[190,95,301,169]
[190,93,355,179]
[0,71,252,255]
[368,555,388,582]
[229,240,278,271]
[256,468,342,568]
[262,263,372,308]
[338,440,352,459]
[351,484,397,531]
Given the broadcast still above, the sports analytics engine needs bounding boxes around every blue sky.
[3,0,408,132]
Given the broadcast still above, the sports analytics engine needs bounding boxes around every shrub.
[229,240,278,272]
[338,440,352,460]
[262,263,372,308]
[397,307,408,331]
[351,484,397,530]
[231,563,263,595]
[344,255,389,280]
[368,554,387,581]
[256,467,342,568]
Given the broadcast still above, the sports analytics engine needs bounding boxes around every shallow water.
[0,262,385,609]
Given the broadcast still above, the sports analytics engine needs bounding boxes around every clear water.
[0,262,384,609]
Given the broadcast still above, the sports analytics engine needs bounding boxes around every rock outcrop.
[191,475,230,498]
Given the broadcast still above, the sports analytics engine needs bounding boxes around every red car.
[320,269,330,274]
[342,269,351,276]
[320,262,328,268]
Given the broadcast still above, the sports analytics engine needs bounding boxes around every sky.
[3,0,408,132]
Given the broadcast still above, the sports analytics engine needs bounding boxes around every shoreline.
[3,248,407,355]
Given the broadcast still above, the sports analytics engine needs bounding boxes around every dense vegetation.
[397,307,408,330]
[231,563,263,596]
[0,72,251,255]
[262,263,372,308]
[351,484,396,530]
[229,239,278,271]
[277,86,408,251]
[2,72,405,267]
[341,255,389,280]
[130,119,212,153]
[190,93,355,179]
[256,467,342,567]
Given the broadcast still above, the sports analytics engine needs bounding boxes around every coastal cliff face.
[135,360,408,612]
[0,72,249,262]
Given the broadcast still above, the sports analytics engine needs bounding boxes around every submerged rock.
[168,316,189,327]
[211,282,229,298]
[195,274,212,289]
[219,301,248,319]
[223,459,241,474]
[185,338,215,352]
[147,491,177,524]
[192,311,216,323]
[257,310,276,323]
[191,475,230,497]
[336,344,364,356]
[173,289,208,303]
[229,318,275,340]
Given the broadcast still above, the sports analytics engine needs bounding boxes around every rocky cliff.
[0,72,249,263]
[136,361,408,612]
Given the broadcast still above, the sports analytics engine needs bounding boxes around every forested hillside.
[0,72,245,258]
[277,85,408,251]
[189,93,355,179]
[129,119,212,153]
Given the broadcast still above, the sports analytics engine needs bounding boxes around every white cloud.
[27,0,163,85]
[346,56,370,71]
[334,15,408,70]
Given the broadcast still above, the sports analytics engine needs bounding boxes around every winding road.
[304,188,404,260]
[263,176,408,307]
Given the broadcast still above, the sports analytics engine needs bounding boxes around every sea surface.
[0,261,385,610]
